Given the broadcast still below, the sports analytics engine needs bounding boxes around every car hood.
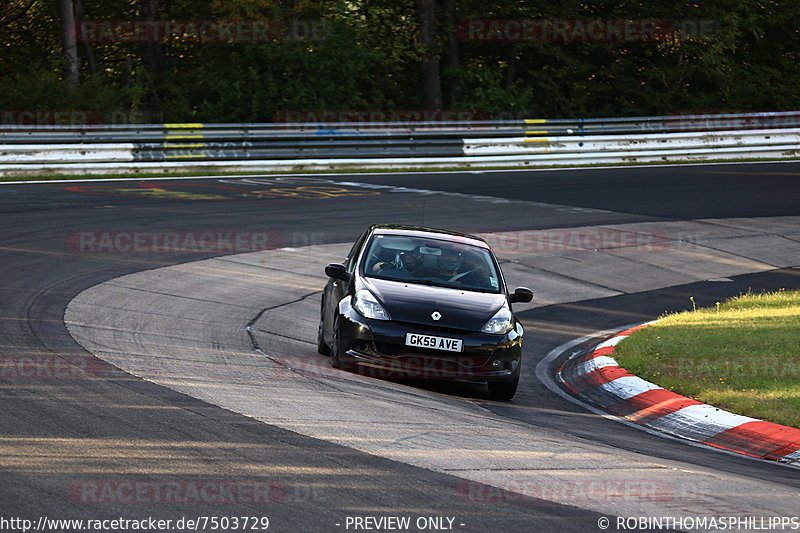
[362,277,507,330]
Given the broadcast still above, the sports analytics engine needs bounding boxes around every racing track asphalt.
[1,161,799,531]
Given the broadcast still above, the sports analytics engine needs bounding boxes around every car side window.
[343,231,368,273]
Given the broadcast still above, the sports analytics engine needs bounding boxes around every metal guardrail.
[0,111,798,176]
[3,111,800,137]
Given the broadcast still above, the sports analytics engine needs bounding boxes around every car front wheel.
[317,323,330,356]
[487,378,518,400]
[330,322,348,370]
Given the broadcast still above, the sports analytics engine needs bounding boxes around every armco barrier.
[0,111,798,176]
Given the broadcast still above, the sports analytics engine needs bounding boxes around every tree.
[138,0,165,76]
[416,0,442,110]
[59,0,79,86]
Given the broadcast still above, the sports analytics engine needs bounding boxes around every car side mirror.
[325,263,351,282]
[508,287,533,303]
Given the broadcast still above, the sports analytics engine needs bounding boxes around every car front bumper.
[336,301,523,382]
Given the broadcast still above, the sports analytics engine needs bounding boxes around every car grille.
[371,342,490,367]
[373,342,406,355]
[395,321,472,336]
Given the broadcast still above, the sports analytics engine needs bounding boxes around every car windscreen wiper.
[414,278,453,288]
[410,278,494,293]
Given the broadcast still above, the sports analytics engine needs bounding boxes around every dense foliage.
[1,0,798,123]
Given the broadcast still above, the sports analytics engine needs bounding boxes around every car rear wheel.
[487,376,519,401]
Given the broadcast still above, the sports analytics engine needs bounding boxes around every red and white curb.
[558,323,800,465]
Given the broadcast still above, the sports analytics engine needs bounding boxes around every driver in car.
[434,249,463,279]
[434,249,487,287]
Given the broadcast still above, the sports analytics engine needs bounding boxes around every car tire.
[487,376,519,401]
[317,323,330,356]
[330,323,348,370]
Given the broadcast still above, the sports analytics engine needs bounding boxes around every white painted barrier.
[0,127,797,177]
[0,143,135,163]
[464,130,800,156]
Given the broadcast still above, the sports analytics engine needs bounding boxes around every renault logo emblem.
[431,311,442,321]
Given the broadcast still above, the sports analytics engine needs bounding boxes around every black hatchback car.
[317,224,532,400]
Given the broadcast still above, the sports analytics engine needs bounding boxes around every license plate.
[405,333,463,353]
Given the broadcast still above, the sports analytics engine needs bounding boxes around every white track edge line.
[3,159,800,185]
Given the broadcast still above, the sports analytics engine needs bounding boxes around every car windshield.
[361,234,502,293]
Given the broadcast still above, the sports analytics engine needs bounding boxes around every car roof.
[368,224,490,249]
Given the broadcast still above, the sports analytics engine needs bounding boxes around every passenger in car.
[373,248,424,276]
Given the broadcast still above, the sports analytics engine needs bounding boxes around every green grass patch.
[613,289,800,428]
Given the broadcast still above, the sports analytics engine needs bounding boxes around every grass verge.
[613,289,800,428]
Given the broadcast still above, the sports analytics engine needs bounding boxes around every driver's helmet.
[398,249,423,270]
[437,249,462,272]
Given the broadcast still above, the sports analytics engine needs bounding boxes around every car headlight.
[481,306,513,334]
[353,289,391,320]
